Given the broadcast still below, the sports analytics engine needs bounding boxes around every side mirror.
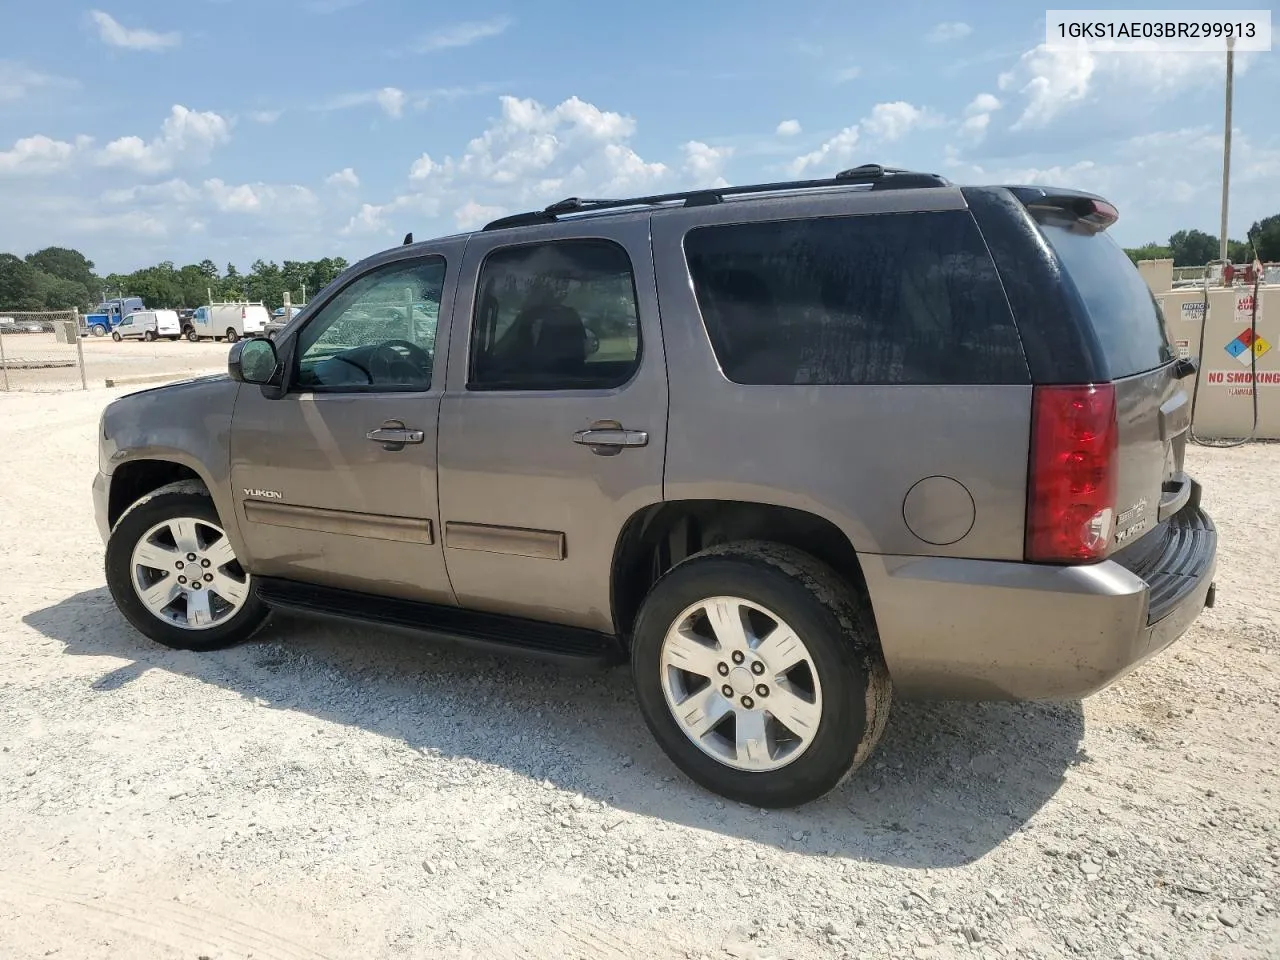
[229,337,281,386]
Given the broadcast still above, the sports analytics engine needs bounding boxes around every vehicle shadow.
[26,588,1086,869]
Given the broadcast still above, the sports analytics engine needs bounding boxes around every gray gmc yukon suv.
[94,165,1218,807]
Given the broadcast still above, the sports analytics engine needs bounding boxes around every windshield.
[1039,223,1175,378]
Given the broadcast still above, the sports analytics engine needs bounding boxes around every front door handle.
[367,420,424,451]
[573,421,648,456]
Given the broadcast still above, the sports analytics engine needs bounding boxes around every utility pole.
[1218,36,1234,264]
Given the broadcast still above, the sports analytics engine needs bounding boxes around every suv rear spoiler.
[1006,186,1119,233]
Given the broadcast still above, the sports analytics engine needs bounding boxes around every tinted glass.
[295,257,443,391]
[1039,223,1175,378]
[469,239,640,391]
[684,211,1028,385]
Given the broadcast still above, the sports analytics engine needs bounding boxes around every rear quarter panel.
[651,190,1033,561]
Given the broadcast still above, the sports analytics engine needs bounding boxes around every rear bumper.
[865,492,1217,701]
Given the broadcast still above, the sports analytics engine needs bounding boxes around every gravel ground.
[0,333,227,391]
[1,386,1277,960]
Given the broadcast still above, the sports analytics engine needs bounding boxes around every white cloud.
[861,101,944,142]
[325,167,360,188]
[776,119,802,137]
[928,22,972,43]
[101,176,317,216]
[324,87,408,119]
[958,93,1003,141]
[454,201,507,230]
[376,87,407,118]
[451,95,664,196]
[412,17,512,53]
[1002,43,1233,131]
[409,153,438,180]
[102,179,201,205]
[0,61,76,102]
[966,93,1002,116]
[0,135,78,174]
[88,10,180,51]
[249,110,282,124]
[97,104,231,174]
[682,141,733,188]
[343,203,389,236]
[834,66,861,83]
[789,125,860,176]
[205,179,318,215]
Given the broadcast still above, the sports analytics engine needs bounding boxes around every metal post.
[0,327,9,392]
[1218,37,1234,265]
[73,308,87,390]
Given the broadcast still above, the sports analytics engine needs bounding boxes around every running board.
[254,577,625,667]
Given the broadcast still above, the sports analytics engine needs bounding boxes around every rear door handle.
[573,423,648,455]
[367,420,424,450]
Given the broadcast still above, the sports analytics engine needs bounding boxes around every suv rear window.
[684,211,1029,386]
[1037,224,1174,378]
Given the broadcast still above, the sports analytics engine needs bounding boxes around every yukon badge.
[1113,497,1149,545]
[243,488,284,500]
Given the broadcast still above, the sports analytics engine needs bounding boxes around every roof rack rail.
[481,164,950,231]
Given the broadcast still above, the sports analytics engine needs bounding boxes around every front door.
[437,218,668,633]
[229,244,460,605]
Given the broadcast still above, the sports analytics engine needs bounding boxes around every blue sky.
[1,1,1277,273]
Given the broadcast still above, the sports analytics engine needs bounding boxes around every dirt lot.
[0,385,1277,960]
[0,332,228,391]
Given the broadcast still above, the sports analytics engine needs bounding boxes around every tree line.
[3,213,1278,314]
[0,247,349,313]
[1123,213,1280,266]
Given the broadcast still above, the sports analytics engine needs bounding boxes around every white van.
[186,302,271,343]
[111,309,181,342]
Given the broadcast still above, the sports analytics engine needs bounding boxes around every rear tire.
[631,540,891,808]
[111,331,122,342]
[225,328,239,343]
[105,486,269,652]
[143,330,156,342]
[91,325,107,337]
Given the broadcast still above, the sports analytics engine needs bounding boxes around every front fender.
[99,375,247,558]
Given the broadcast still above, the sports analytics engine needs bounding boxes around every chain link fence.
[0,310,87,392]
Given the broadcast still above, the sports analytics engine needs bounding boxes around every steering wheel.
[371,339,432,384]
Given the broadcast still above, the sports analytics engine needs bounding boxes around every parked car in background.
[185,301,270,343]
[85,297,145,337]
[92,164,1218,808]
[111,309,181,342]
[265,304,308,340]
[0,317,50,334]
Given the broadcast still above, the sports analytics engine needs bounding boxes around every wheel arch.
[610,499,873,641]
[106,453,250,572]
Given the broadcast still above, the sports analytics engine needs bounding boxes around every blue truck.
[85,297,145,337]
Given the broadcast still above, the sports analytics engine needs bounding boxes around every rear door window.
[683,210,1029,385]
[1037,224,1174,378]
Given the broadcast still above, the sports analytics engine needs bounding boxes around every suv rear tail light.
[1026,383,1118,563]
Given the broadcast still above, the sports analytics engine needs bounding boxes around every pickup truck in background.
[85,297,145,337]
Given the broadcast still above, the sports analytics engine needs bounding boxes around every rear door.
[1034,213,1186,551]
[436,217,668,634]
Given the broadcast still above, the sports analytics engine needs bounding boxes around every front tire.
[111,331,122,342]
[105,487,269,651]
[631,541,891,808]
